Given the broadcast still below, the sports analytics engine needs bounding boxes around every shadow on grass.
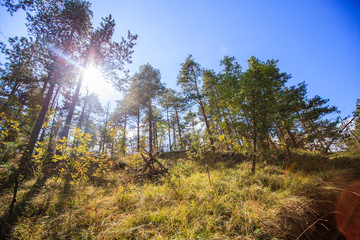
[282,151,360,176]
[193,151,247,170]
[159,150,360,177]
[0,166,77,239]
[158,151,187,161]
[0,168,20,198]
[0,172,50,240]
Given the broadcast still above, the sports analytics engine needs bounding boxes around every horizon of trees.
[0,0,359,220]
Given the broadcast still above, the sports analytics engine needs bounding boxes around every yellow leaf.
[219,134,225,141]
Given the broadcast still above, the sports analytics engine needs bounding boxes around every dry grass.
[0,152,356,239]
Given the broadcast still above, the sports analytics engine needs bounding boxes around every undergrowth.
[0,152,357,239]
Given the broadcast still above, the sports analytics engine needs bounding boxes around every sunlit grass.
[1,153,356,239]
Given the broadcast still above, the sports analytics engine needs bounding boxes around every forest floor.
[0,151,359,239]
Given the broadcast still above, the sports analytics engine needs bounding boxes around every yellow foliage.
[218,134,225,141]
[52,128,111,182]
[0,112,20,141]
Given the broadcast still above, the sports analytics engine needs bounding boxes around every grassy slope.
[0,151,358,239]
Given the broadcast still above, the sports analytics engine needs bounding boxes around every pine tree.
[178,55,215,150]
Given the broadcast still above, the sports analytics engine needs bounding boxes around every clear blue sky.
[1,0,359,118]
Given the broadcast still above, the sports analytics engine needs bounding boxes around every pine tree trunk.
[174,108,182,149]
[19,72,56,171]
[9,70,57,218]
[252,133,257,174]
[148,99,153,154]
[153,119,157,151]
[47,110,58,155]
[98,140,103,154]
[173,127,177,149]
[214,89,234,148]
[39,86,60,143]
[198,99,215,150]
[9,81,19,98]
[122,114,127,155]
[166,107,172,151]
[102,106,110,155]
[77,89,89,130]
[137,105,140,152]
[59,74,83,140]
[193,74,215,151]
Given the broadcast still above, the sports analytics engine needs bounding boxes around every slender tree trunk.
[251,100,257,174]
[268,137,280,154]
[50,85,60,110]
[39,86,60,143]
[47,108,59,155]
[174,108,182,149]
[274,121,291,157]
[77,88,89,130]
[173,126,177,149]
[276,112,298,149]
[324,112,360,153]
[191,70,215,150]
[84,111,91,134]
[153,119,157,151]
[110,140,114,158]
[122,114,127,155]
[102,104,110,155]
[101,140,105,155]
[224,107,243,146]
[59,74,83,140]
[9,81,19,97]
[19,71,56,170]
[41,77,49,95]
[214,89,234,148]
[137,105,140,152]
[166,107,172,151]
[198,99,215,150]
[252,129,257,175]
[9,69,57,218]
[98,139,103,154]
[220,107,235,148]
[148,99,153,154]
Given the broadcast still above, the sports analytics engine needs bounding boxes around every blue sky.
[1,0,359,118]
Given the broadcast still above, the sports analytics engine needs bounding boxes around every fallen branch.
[133,152,168,181]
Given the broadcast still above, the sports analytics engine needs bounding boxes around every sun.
[82,65,118,102]
[83,65,105,91]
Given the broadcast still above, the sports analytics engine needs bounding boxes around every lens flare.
[335,180,360,240]
[284,161,297,185]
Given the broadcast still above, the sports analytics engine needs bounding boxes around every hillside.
[1,151,359,239]
[0,1,359,239]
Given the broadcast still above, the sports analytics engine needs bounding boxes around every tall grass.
[0,152,356,239]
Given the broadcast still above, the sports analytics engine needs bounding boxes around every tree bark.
[39,85,60,143]
[193,73,215,150]
[173,126,177,149]
[77,88,88,130]
[198,99,215,150]
[9,68,57,218]
[251,97,257,174]
[148,99,153,154]
[166,107,172,151]
[47,109,58,155]
[137,105,140,152]
[174,107,182,149]
[122,114,127,155]
[252,127,257,174]
[59,74,83,140]
[102,104,110,155]
[19,71,56,170]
